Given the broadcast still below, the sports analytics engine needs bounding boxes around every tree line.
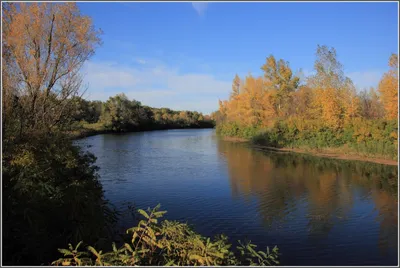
[69,93,213,135]
[214,46,398,159]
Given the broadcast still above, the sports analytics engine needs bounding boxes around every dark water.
[75,129,398,266]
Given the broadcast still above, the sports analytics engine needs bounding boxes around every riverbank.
[68,123,215,140]
[221,136,398,166]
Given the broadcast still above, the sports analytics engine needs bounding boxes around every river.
[75,128,398,266]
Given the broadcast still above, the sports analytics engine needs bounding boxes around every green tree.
[101,94,142,132]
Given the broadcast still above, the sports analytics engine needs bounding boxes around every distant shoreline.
[221,136,398,166]
[69,126,215,140]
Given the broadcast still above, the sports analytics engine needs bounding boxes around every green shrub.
[219,118,398,159]
[2,133,117,265]
[53,205,280,266]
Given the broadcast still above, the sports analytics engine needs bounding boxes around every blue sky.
[78,2,398,114]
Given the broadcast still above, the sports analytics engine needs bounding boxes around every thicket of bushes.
[2,133,118,265]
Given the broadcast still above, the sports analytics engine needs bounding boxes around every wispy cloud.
[82,62,140,89]
[82,60,230,114]
[347,70,383,91]
[191,2,209,16]
[136,59,146,65]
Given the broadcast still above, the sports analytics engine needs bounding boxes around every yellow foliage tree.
[217,46,392,137]
[230,74,241,99]
[261,55,299,118]
[292,85,313,118]
[341,78,361,122]
[320,87,343,128]
[378,54,398,120]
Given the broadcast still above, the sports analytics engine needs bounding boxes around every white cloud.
[136,59,146,65]
[167,99,220,113]
[191,2,208,16]
[347,70,384,91]
[81,61,230,114]
[82,62,139,89]
[82,60,384,114]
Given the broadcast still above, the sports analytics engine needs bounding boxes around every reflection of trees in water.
[217,140,398,242]
[372,190,398,255]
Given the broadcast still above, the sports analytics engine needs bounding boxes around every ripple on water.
[75,129,398,266]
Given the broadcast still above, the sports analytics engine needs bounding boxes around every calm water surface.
[75,129,398,266]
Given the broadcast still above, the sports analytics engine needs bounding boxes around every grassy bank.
[217,118,398,165]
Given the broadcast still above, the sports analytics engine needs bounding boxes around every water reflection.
[76,130,398,265]
[217,140,398,253]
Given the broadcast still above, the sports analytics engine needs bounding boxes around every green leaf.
[58,248,73,256]
[189,254,205,265]
[153,203,161,211]
[87,246,101,259]
[146,226,156,240]
[124,243,133,253]
[75,241,83,251]
[208,251,224,259]
[149,218,158,224]
[112,242,117,252]
[74,257,82,266]
[153,210,167,218]
[131,231,138,244]
[138,209,150,219]
[165,259,175,266]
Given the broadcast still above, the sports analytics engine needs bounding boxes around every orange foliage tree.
[2,2,102,137]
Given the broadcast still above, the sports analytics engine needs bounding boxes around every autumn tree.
[341,78,361,122]
[261,55,300,118]
[307,45,346,90]
[291,85,313,118]
[230,74,241,99]
[240,75,264,127]
[359,87,384,119]
[378,53,398,120]
[307,45,351,128]
[216,46,397,159]
[2,2,102,138]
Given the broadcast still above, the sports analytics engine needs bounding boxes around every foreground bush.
[53,205,280,266]
[2,134,117,265]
